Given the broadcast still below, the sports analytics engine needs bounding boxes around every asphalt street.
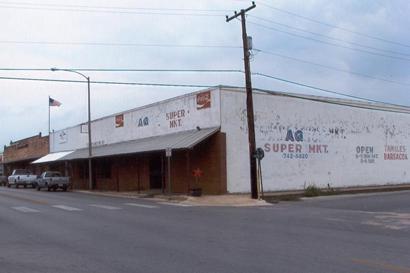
[0,187,409,273]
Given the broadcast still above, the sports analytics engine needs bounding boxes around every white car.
[7,169,38,188]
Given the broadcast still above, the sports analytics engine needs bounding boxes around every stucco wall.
[221,88,410,192]
[50,88,221,153]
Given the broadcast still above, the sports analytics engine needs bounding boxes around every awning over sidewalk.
[36,127,220,162]
[31,151,75,164]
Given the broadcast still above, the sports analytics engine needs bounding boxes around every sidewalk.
[183,195,269,207]
[263,184,410,197]
[75,190,270,207]
[75,184,410,206]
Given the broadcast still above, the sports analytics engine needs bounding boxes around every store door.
[149,157,162,189]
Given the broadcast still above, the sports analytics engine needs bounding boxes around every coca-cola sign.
[115,114,124,128]
[196,91,211,110]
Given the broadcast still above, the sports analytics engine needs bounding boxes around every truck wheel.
[36,186,41,191]
[24,184,27,188]
[53,187,57,192]
[62,186,67,192]
[47,187,51,192]
[7,183,10,188]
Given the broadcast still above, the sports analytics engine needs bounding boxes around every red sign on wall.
[196,91,211,110]
[115,114,124,128]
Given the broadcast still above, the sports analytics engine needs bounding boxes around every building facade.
[220,88,410,192]
[31,86,410,194]
[38,88,226,194]
[0,153,4,176]
[3,133,49,176]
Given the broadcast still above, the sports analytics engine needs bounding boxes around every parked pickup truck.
[7,169,38,188]
[36,171,70,191]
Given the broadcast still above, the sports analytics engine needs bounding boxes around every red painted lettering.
[288,144,294,153]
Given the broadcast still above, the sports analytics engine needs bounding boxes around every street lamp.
[51,68,93,190]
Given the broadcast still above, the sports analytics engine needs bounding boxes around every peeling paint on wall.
[221,89,410,192]
[50,89,221,152]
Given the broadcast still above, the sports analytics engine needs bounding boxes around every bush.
[304,184,322,197]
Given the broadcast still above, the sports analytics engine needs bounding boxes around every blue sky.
[1,0,410,151]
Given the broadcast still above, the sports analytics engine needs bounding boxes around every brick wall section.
[70,161,89,190]
[168,132,227,194]
[68,132,227,195]
[113,156,150,191]
[70,155,151,191]
[3,134,49,163]
[2,134,49,176]
[0,154,3,175]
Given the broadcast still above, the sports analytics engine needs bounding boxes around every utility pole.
[226,2,258,199]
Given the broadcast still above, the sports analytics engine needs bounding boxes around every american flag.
[49,97,62,107]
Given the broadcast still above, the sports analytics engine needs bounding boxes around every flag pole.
[48,96,51,153]
[48,96,51,134]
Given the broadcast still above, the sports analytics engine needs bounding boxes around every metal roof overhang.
[31,151,75,164]
[38,127,220,162]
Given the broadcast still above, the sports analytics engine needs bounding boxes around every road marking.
[52,205,82,211]
[352,259,410,273]
[124,203,158,209]
[0,192,49,205]
[361,212,410,230]
[258,206,284,210]
[89,204,122,210]
[159,202,193,207]
[12,206,40,213]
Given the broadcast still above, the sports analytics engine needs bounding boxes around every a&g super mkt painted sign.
[263,129,329,159]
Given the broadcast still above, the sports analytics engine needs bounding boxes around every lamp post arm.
[50,67,93,190]
[51,68,88,81]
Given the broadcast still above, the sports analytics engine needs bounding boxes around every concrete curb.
[74,190,188,203]
[73,190,271,207]
[74,184,410,206]
[181,196,271,207]
[262,184,410,201]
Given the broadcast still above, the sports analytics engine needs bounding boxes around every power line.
[257,1,410,49]
[4,64,410,90]
[0,4,224,16]
[0,68,244,73]
[3,71,410,111]
[0,76,214,88]
[0,1,233,12]
[0,72,405,109]
[254,49,410,87]
[258,89,410,114]
[252,72,408,106]
[0,40,241,49]
[249,15,410,58]
[248,20,410,63]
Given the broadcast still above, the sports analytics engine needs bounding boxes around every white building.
[34,86,410,194]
